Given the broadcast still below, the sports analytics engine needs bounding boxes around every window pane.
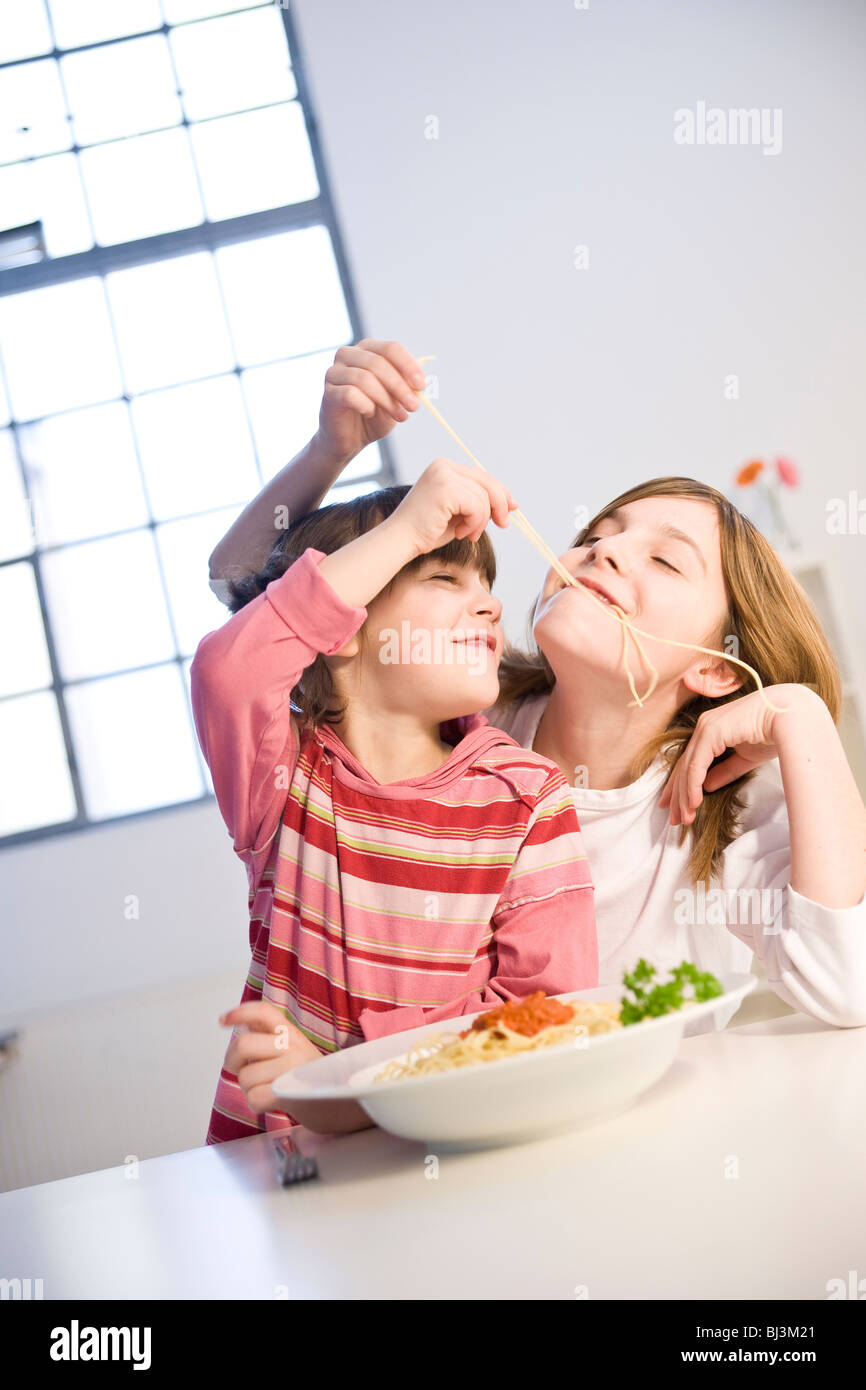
[107,253,234,394]
[62,35,183,147]
[331,443,385,485]
[171,7,296,122]
[241,353,328,480]
[0,59,71,165]
[0,691,76,836]
[322,479,383,508]
[0,0,53,64]
[80,128,204,245]
[18,402,150,546]
[0,278,123,420]
[131,376,260,521]
[0,373,9,427]
[216,227,351,367]
[41,530,178,681]
[191,103,317,222]
[156,508,244,656]
[181,656,214,795]
[47,0,163,49]
[0,562,53,696]
[0,153,93,258]
[0,429,35,561]
[241,352,383,484]
[65,664,204,819]
[163,0,264,22]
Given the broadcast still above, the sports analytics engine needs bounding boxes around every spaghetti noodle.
[373,991,623,1083]
[413,356,787,714]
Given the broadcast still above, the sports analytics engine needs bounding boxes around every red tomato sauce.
[459,991,575,1039]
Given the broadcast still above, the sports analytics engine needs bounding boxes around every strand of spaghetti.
[619,614,645,708]
[619,615,660,705]
[413,362,576,588]
[413,367,670,706]
[620,623,790,712]
[412,356,787,714]
[414,355,659,703]
[608,600,657,708]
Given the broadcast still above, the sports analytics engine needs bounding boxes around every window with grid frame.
[0,0,394,845]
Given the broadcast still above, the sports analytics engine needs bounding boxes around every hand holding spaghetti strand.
[412,355,787,716]
[317,339,429,460]
[389,454,517,556]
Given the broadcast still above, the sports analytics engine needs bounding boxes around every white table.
[2,1011,864,1300]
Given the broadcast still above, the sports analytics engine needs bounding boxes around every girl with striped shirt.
[191,461,597,1142]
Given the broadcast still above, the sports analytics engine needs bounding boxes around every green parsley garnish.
[620,958,723,1025]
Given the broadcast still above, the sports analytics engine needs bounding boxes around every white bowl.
[272,973,756,1151]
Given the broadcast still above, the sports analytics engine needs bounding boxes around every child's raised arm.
[190,549,368,871]
[208,339,429,582]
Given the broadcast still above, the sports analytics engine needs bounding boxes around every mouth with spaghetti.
[554,573,632,617]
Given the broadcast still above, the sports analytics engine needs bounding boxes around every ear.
[681,656,745,701]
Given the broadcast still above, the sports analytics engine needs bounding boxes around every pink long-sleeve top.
[191,548,597,1143]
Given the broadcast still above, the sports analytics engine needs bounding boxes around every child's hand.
[219,1001,323,1115]
[316,338,428,462]
[658,683,821,825]
[389,456,518,558]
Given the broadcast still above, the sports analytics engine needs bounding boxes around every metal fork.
[273,1137,319,1186]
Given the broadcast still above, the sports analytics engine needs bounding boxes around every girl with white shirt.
[487,515,866,1030]
[209,338,866,1061]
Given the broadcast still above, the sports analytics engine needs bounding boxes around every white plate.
[272,973,757,1151]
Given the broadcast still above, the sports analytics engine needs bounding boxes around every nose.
[471,585,502,623]
[586,534,630,576]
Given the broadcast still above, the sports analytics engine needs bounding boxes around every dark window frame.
[0,3,396,848]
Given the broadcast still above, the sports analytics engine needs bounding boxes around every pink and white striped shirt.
[191,548,597,1142]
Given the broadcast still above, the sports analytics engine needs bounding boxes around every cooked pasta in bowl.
[372,992,624,1083]
[271,965,757,1151]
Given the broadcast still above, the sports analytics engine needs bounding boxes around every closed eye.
[430,573,457,582]
[584,532,680,574]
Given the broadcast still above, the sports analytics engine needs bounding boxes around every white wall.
[1,0,864,1150]
[1,800,250,1020]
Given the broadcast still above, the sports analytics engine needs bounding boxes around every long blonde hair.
[497,477,841,886]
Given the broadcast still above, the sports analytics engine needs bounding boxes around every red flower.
[776,456,799,487]
[736,459,764,487]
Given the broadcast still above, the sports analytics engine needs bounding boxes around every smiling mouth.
[578,579,618,607]
[555,576,629,615]
[453,634,497,653]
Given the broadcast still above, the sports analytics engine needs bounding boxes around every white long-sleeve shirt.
[488,691,866,1031]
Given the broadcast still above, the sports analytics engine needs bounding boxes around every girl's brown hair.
[221,484,497,729]
[496,476,841,887]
